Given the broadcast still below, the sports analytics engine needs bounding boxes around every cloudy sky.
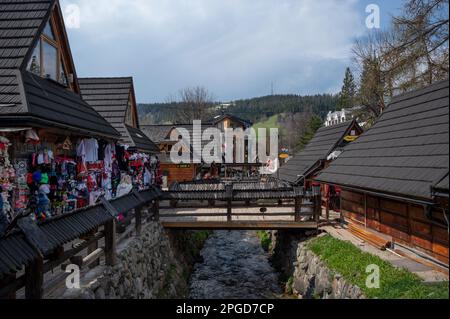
[60,0,404,103]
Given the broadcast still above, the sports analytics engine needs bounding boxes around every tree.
[337,67,357,110]
[296,115,323,151]
[351,0,449,128]
[168,86,215,124]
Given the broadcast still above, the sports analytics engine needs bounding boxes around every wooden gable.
[22,0,80,93]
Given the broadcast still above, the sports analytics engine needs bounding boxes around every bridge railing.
[0,187,162,299]
[160,182,322,224]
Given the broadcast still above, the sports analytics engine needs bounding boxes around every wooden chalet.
[277,120,363,186]
[315,80,449,264]
[78,77,159,154]
[0,0,120,141]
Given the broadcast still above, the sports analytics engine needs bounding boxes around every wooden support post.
[87,229,100,268]
[0,274,17,299]
[326,199,330,221]
[104,220,117,266]
[135,206,142,236]
[295,197,301,222]
[227,200,232,222]
[152,200,160,221]
[25,255,44,300]
[245,200,251,207]
[315,193,322,223]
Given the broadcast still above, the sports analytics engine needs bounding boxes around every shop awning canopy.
[315,80,449,201]
[0,0,121,140]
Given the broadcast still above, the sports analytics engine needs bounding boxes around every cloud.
[61,0,366,102]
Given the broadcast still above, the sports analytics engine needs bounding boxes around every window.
[26,18,71,88]
[42,41,57,80]
[43,22,56,40]
[27,40,41,76]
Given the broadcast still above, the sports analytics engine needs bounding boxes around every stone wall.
[62,222,205,299]
[270,231,365,299]
[290,239,365,299]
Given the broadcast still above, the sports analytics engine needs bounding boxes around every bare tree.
[352,0,449,127]
[170,86,215,124]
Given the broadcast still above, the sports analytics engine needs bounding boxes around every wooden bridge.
[158,180,322,230]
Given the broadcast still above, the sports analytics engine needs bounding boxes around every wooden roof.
[0,0,120,139]
[278,120,362,184]
[316,80,449,201]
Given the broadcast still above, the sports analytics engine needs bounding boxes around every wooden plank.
[161,221,318,230]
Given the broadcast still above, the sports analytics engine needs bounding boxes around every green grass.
[308,235,449,299]
[252,115,280,137]
[256,231,272,252]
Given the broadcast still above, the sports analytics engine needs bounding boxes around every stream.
[189,231,282,299]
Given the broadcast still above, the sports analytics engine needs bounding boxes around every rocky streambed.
[189,231,282,299]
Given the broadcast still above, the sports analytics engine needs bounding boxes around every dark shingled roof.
[125,124,159,153]
[316,80,449,201]
[79,77,159,153]
[140,125,175,143]
[0,0,54,113]
[278,120,360,184]
[0,0,120,139]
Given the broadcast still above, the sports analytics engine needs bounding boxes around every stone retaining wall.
[291,239,365,299]
[62,222,204,299]
[270,231,365,299]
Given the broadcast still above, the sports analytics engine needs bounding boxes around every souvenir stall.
[114,144,162,195]
[0,129,121,222]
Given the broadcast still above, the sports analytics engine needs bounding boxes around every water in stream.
[189,231,282,299]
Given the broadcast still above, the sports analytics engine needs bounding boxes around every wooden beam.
[161,221,318,230]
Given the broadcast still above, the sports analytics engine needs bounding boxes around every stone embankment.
[270,231,365,299]
[63,222,206,299]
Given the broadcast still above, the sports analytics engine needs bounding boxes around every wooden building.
[78,77,159,154]
[277,120,363,186]
[315,80,449,264]
[0,0,122,221]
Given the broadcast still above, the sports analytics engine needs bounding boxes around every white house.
[325,109,354,127]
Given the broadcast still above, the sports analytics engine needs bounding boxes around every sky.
[60,0,405,103]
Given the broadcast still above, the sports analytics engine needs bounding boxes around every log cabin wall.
[341,190,449,264]
[161,163,196,185]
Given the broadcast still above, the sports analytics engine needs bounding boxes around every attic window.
[43,22,56,40]
[26,18,71,89]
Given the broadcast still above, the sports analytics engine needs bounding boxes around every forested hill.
[138,94,339,125]
[227,94,339,123]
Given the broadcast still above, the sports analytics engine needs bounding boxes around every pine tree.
[337,67,356,110]
[296,115,323,151]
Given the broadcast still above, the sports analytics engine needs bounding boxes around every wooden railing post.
[135,206,142,236]
[225,184,233,222]
[152,199,160,221]
[104,219,117,266]
[0,274,17,299]
[313,186,322,223]
[25,255,44,299]
[294,196,301,222]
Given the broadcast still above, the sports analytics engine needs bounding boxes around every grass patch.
[256,231,272,252]
[308,235,449,299]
